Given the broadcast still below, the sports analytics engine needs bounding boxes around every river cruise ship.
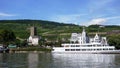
[52,28,120,54]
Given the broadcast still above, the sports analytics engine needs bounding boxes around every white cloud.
[106,16,120,20]
[85,16,120,26]
[86,18,107,26]
[0,12,16,17]
[50,14,87,24]
[50,13,120,26]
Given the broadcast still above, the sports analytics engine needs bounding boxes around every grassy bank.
[10,46,52,52]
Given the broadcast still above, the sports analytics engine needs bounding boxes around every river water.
[0,53,120,68]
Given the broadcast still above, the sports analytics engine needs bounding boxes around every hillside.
[0,20,120,42]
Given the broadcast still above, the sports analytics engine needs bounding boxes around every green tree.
[20,40,28,47]
[0,29,16,46]
[107,34,120,49]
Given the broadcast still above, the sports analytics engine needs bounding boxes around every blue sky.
[0,0,120,25]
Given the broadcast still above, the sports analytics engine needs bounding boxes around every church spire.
[82,26,87,43]
[82,27,85,33]
[95,33,99,39]
[82,26,86,35]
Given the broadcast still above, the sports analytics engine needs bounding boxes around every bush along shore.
[9,46,52,53]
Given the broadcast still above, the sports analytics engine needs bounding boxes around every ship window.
[105,49,108,50]
[97,49,100,50]
[87,49,91,51]
[103,48,108,50]
[65,49,70,51]
[109,48,113,50]
[76,45,79,47]
[71,49,75,51]
[82,49,86,51]
[88,45,92,47]
[98,49,102,50]
[76,49,80,51]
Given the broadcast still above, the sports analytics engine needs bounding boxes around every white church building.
[70,27,108,45]
[28,26,40,45]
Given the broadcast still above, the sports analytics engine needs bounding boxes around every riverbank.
[9,46,52,53]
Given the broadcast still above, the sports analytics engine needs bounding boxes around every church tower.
[30,26,37,36]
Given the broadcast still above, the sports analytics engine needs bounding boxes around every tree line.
[0,20,119,49]
[0,29,120,49]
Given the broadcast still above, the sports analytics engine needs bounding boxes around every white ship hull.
[52,47,120,54]
[52,50,120,54]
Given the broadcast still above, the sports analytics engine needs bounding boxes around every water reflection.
[28,53,38,68]
[0,53,28,68]
[38,53,53,68]
[0,53,120,68]
[52,54,120,68]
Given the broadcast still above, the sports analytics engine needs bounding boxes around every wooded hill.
[0,20,120,42]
